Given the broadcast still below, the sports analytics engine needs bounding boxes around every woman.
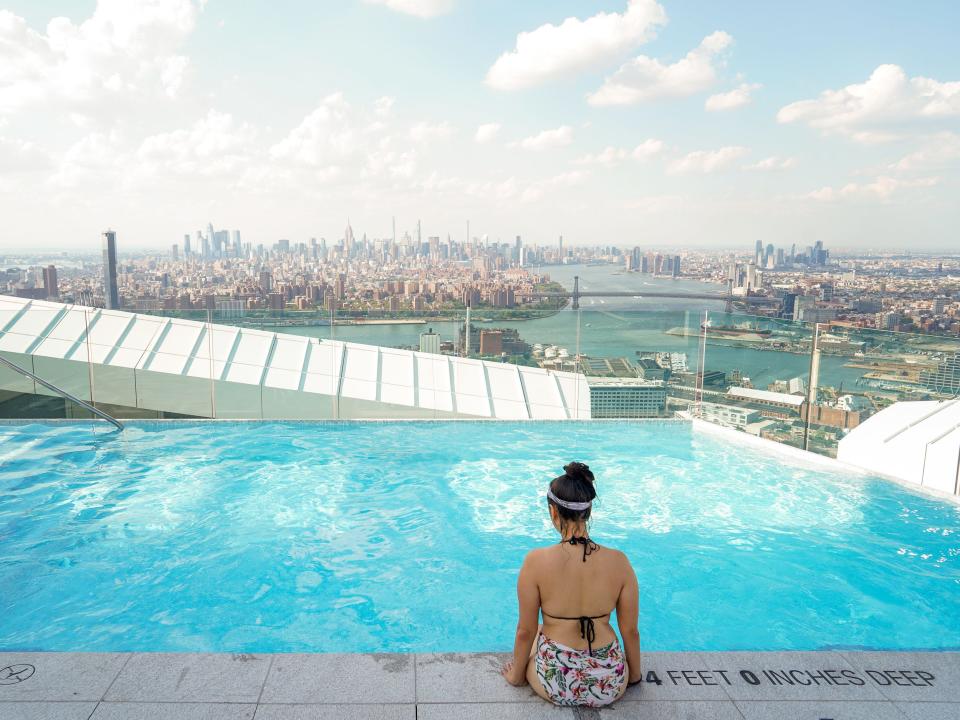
[500,461,641,706]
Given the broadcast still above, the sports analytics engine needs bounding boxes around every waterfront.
[279,265,869,389]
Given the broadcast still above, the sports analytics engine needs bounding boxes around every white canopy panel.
[838,398,960,496]
[0,296,591,420]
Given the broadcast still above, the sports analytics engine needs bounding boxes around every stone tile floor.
[1,651,957,719]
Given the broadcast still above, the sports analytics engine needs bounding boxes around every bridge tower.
[572,275,580,310]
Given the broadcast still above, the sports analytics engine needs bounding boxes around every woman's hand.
[500,659,528,687]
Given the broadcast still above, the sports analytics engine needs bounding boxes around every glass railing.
[2,295,959,461]
[699,310,815,451]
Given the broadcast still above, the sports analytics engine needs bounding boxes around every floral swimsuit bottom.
[535,631,627,706]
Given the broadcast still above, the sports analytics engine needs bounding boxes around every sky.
[0,0,958,252]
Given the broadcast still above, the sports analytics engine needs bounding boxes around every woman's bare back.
[531,541,630,650]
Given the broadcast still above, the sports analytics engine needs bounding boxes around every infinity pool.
[1,421,958,653]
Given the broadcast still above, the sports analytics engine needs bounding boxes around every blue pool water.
[1,421,958,653]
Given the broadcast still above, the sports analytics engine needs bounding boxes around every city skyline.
[0,0,958,250]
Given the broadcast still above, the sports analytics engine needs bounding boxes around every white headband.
[547,489,592,512]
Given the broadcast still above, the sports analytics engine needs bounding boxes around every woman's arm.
[615,556,642,684]
[501,551,540,686]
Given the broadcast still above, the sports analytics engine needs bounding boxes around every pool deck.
[2,651,958,719]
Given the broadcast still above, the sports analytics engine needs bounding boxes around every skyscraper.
[42,265,58,298]
[102,230,120,309]
[183,233,191,257]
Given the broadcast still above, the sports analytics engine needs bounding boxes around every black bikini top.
[542,535,607,656]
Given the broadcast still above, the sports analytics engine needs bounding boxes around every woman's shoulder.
[596,544,632,567]
[525,545,553,561]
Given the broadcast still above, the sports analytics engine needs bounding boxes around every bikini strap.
[566,535,598,562]
[541,612,609,657]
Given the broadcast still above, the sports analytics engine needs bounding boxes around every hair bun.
[564,461,592,482]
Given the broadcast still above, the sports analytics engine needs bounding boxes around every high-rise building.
[921,352,960,393]
[171,244,179,260]
[587,378,667,418]
[183,233,191,257]
[42,265,58,298]
[479,330,504,356]
[793,295,816,321]
[214,229,230,257]
[672,255,681,277]
[259,270,273,292]
[419,328,441,354]
[102,230,120,309]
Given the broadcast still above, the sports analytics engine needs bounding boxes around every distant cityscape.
[2,225,959,456]
[2,225,958,337]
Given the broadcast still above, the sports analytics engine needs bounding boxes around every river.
[279,264,865,390]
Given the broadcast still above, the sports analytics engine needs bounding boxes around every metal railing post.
[0,354,124,431]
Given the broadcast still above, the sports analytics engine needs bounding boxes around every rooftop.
[727,386,806,407]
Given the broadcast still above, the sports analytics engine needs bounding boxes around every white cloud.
[520,170,589,203]
[626,194,684,212]
[668,145,747,174]
[778,64,960,141]
[804,175,939,202]
[0,0,202,116]
[463,176,520,201]
[890,132,960,172]
[409,121,453,144]
[48,131,126,188]
[363,0,453,19]
[40,94,460,198]
[136,110,257,176]
[705,82,760,111]
[265,95,455,191]
[632,138,664,160]
[269,93,362,166]
[485,0,667,91]
[0,136,50,172]
[745,156,796,171]
[589,31,733,106]
[512,125,573,151]
[374,96,396,117]
[576,146,627,167]
[474,123,501,144]
[576,139,662,166]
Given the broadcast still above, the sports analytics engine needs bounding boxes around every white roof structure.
[727,386,805,407]
[0,296,590,420]
[838,399,960,496]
